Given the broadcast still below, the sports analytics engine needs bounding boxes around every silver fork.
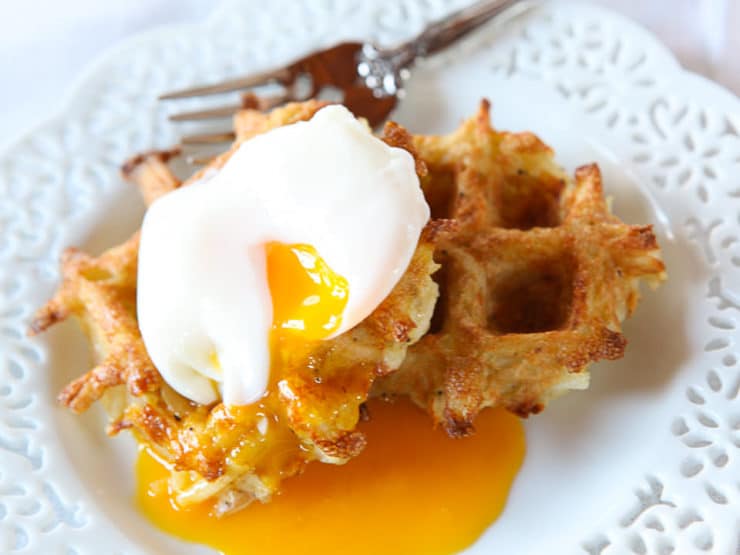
[161,0,526,149]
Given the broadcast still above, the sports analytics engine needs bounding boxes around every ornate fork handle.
[358,0,527,96]
[161,0,531,141]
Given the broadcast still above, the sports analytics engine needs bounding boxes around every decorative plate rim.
[1,1,738,554]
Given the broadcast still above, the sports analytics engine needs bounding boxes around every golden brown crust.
[32,101,440,512]
[372,101,666,436]
[234,99,329,142]
[120,148,183,206]
[30,233,163,413]
[121,147,182,179]
[382,120,428,178]
[32,98,665,510]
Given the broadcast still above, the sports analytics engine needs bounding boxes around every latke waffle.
[373,101,666,436]
[31,99,665,513]
[31,101,441,513]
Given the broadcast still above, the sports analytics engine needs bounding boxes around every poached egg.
[137,105,429,406]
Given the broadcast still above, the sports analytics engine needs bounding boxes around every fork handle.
[387,0,527,67]
[413,0,527,57]
[358,0,529,97]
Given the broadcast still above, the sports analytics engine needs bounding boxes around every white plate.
[1,1,739,553]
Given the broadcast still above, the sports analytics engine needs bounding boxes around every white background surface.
[0,0,738,149]
[1,1,738,553]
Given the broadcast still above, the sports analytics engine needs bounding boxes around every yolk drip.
[265,243,349,341]
[136,400,526,555]
[135,242,525,554]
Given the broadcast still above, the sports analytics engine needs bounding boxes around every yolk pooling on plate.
[136,240,526,555]
[136,400,525,555]
[133,156,525,554]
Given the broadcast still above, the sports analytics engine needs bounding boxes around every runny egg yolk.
[136,105,430,406]
[135,242,526,554]
[136,401,526,555]
[265,242,349,341]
